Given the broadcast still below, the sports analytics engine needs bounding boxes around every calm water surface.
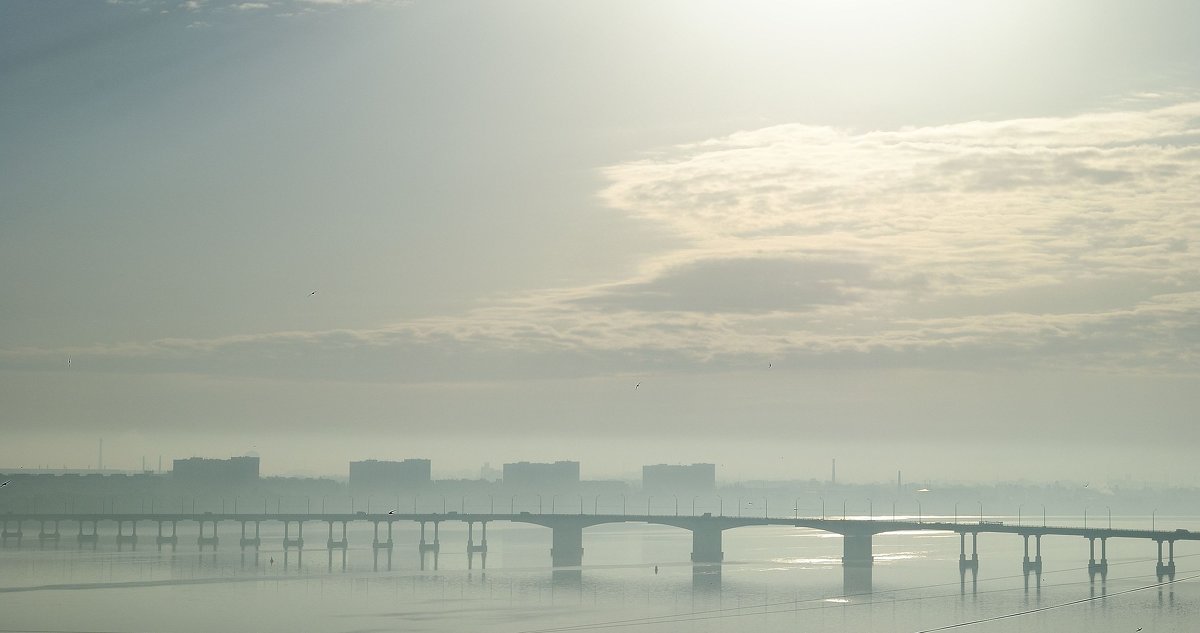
[1,515,1196,632]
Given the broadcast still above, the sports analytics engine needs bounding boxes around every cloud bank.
[5,100,1199,381]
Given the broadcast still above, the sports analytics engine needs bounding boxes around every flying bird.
[768,363,772,369]
[387,510,396,515]
[1,480,9,486]
[635,383,640,389]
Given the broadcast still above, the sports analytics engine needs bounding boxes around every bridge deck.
[2,512,1196,541]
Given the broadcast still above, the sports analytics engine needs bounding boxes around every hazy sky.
[2,0,1199,483]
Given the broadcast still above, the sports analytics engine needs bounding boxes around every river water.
[1,515,1196,632]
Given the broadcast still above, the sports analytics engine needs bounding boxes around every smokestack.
[831,458,836,485]
[897,470,902,492]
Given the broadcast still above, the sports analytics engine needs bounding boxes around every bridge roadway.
[2,512,1193,582]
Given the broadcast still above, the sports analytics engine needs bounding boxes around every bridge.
[3,511,1192,590]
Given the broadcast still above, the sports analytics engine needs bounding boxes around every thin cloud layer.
[4,100,1199,380]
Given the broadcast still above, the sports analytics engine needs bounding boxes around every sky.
[2,0,1199,483]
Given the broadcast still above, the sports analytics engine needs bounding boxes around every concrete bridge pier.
[467,521,488,569]
[1022,534,1043,573]
[551,524,584,567]
[690,525,723,563]
[958,532,979,572]
[1156,539,1176,581]
[116,519,138,548]
[77,520,98,546]
[197,520,219,549]
[372,521,394,571]
[372,520,394,549]
[38,520,61,543]
[1,518,23,546]
[283,520,304,550]
[327,521,348,550]
[157,521,178,548]
[328,545,347,572]
[1088,537,1108,579]
[239,521,261,548]
[419,521,441,570]
[842,533,873,594]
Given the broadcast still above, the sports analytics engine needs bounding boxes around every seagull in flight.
[387,510,396,515]
[309,291,317,296]
[1,480,9,486]
[635,383,640,389]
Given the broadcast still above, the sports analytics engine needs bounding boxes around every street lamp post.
[1106,505,1111,530]
[819,496,825,520]
[954,501,959,524]
[978,501,983,524]
[1153,508,1157,531]
[1018,504,1023,527]
[867,498,873,521]
[916,499,922,523]
[674,495,679,517]
[1042,504,1047,528]
[1084,507,1089,529]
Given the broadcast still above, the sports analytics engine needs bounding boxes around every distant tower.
[897,470,902,492]
[831,458,836,485]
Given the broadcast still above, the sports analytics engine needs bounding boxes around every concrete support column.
[1157,539,1176,580]
[551,525,584,567]
[1022,534,1042,573]
[957,532,978,571]
[842,533,873,594]
[1088,537,1107,576]
[690,525,724,563]
[842,533,873,567]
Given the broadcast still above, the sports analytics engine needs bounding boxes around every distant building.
[349,459,431,491]
[503,461,580,489]
[480,462,502,482]
[642,463,715,493]
[172,456,260,487]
